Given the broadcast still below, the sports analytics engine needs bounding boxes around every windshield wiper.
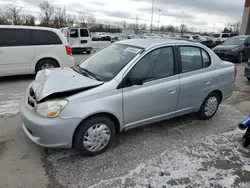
[77,65,103,81]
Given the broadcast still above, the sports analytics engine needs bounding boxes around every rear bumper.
[72,47,93,52]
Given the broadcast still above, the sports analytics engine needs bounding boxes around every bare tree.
[6,4,22,25]
[39,1,55,26]
[86,15,96,28]
[78,12,86,27]
[52,7,66,28]
[67,14,76,27]
[22,14,36,26]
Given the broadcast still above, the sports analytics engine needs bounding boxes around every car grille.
[28,87,37,108]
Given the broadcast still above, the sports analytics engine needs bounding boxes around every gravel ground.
[0,49,250,187]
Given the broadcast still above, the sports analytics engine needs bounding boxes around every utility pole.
[136,15,138,34]
[150,0,155,33]
[158,9,161,30]
[181,20,184,36]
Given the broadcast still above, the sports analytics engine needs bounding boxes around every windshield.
[223,37,246,45]
[79,44,142,81]
[181,36,190,39]
[213,34,220,38]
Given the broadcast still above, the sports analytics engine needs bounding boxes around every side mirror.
[127,77,143,86]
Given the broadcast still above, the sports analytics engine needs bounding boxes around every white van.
[60,27,92,54]
[0,25,75,77]
[212,33,230,45]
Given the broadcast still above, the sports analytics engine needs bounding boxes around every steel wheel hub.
[41,63,55,70]
[83,123,111,152]
[204,96,218,117]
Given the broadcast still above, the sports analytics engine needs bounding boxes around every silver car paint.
[20,40,235,148]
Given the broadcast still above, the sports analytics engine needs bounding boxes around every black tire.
[74,115,116,156]
[236,52,243,63]
[86,51,91,55]
[36,59,58,73]
[247,78,250,82]
[197,92,220,120]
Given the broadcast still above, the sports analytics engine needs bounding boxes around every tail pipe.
[238,115,250,130]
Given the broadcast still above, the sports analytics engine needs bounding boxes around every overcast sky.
[0,0,245,32]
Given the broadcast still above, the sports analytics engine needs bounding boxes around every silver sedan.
[20,39,236,156]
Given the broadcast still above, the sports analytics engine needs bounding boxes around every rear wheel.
[74,115,116,156]
[86,51,91,54]
[36,59,58,73]
[197,92,220,120]
[247,78,250,82]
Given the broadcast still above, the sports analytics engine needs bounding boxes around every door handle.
[168,87,177,94]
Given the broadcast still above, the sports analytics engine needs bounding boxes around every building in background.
[240,0,250,35]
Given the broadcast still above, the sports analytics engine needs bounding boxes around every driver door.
[122,46,180,129]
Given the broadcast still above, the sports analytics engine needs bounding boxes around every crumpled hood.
[31,67,103,102]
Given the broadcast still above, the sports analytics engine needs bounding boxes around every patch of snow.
[90,129,250,188]
[0,93,23,117]
[0,100,20,117]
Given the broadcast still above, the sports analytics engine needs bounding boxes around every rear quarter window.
[31,30,62,45]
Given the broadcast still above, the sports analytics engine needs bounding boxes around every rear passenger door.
[0,28,35,76]
[177,45,213,113]
[79,29,92,48]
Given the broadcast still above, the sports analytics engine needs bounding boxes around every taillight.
[234,66,237,78]
[65,46,72,55]
[66,31,70,42]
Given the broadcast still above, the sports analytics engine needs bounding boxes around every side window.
[180,46,202,73]
[130,47,175,82]
[70,29,79,38]
[80,29,89,37]
[179,46,211,73]
[31,30,62,45]
[0,29,28,47]
[201,49,211,68]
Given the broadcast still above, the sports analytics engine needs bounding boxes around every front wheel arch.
[35,58,60,73]
[72,112,121,148]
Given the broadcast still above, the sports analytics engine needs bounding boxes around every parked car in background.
[20,39,236,156]
[189,35,214,48]
[91,33,102,41]
[245,58,250,81]
[212,35,250,63]
[212,33,230,46]
[0,25,75,77]
[60,27,92,54]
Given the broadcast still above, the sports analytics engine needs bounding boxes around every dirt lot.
[0,60,250,188]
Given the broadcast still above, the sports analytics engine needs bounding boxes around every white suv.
[0,25,75,77]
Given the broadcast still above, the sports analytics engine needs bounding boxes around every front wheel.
[74,115,116,156]
[86,51,91,54]
[247,78,250,82]
[36,59,58,73]
[197,92,220,120]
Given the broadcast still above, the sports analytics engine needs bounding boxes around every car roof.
[0,25,59,32]
[115,39,193,49]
